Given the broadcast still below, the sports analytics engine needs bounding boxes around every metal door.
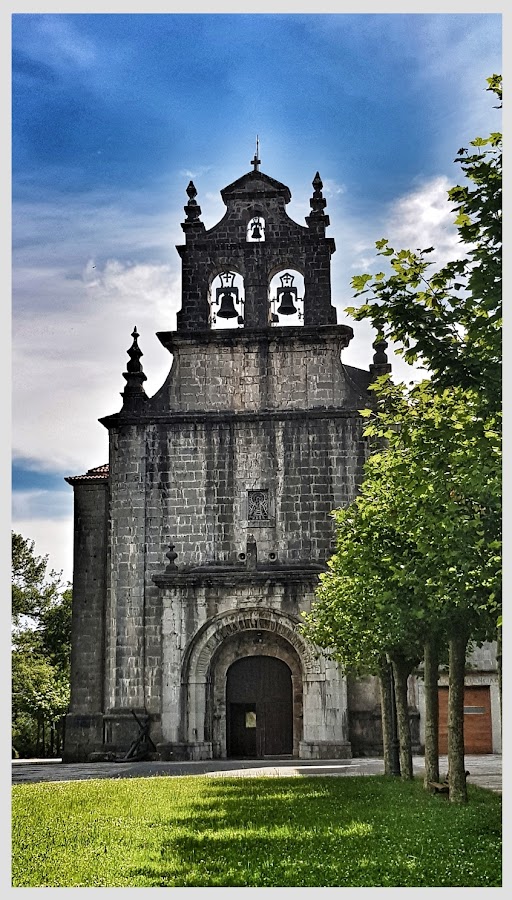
[438,685,492,754]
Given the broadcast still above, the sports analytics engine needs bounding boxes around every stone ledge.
[100,406,367,427]
[157,324,352,351]
[153,565,325,588]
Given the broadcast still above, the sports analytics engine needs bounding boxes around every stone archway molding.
[182,606,321,687]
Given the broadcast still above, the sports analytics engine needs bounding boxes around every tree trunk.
[496,627,502,727]
[423,637,440,787]
[448,630,469,804]
[36,715,42,757]
[391,656,413,779]
[379,661,400,775]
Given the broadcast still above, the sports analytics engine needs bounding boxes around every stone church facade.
[62,160,500,763]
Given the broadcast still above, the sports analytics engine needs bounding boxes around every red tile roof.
[65,464,109,484]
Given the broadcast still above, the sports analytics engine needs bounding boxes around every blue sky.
[9,6,502,583]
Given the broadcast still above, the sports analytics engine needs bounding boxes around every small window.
[247,216,265,242]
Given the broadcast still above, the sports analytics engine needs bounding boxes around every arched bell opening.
[208,269,245,329]
[269,268,305,327]
[246,215,266,243]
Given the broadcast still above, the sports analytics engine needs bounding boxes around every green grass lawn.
[12,775,501,887]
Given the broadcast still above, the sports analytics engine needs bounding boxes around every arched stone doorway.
[178,607,322,759]
[206,623,306,758]
[226,656,293,758]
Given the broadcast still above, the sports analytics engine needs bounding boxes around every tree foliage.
[12,532,60,625]
[303,76,501,803]
[11,532,72,758]
[348,74,501,416]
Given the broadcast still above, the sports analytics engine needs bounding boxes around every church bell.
[217,290,239,319]
[215,271,240,319]
[276,272,298,316]
[277,289,297,315]
[250,218,263,240]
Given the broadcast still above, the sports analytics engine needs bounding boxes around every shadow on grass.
[126,776,501,888]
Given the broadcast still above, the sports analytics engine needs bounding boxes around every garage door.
[438,685,492,754]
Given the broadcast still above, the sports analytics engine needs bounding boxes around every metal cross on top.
[251,136,261,171]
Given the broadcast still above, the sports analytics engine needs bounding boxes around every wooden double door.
[226,656,293,758]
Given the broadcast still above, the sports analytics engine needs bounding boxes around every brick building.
[62,160,500,762]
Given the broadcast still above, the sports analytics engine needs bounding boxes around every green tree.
[305,75,501,804]
[350,76,500,805]
[12,654,70,757]
[12,532,60,625]
[378,381,498,788]
[11,532,72,758]
[348,74,501,417]
[303,383,500,798]
[301,490,425,781]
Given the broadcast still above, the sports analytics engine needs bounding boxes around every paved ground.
[12,754,502,793]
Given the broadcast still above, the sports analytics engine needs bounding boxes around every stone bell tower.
[63,152,375,762]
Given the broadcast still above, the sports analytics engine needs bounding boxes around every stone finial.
[183,181,202,222]
[126,326,145,373]
[165,542,178,571]
[306,171,329,230]
[309,172,327,216]
[373,339,389,365]
[312,171,323,193]
[181,180,205,236]
[121,326,147,409]
[369,338,392,380]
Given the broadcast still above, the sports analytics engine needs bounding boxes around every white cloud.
[333,175,465,383]
[385,175,464,268]
[15,15,98,73]
[323,179,346,197]
[13,190,184,276]
[12,489,72,521]
[11,516,74,585]
[12,259,181,474]
[180,166,214,181]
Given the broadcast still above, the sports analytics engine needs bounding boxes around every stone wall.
[152,327,359,413]
[143,414,366,570]
[63,478,108,761]
[82,324,371,759]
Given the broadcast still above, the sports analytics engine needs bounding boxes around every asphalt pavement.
[12,754,502,792]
